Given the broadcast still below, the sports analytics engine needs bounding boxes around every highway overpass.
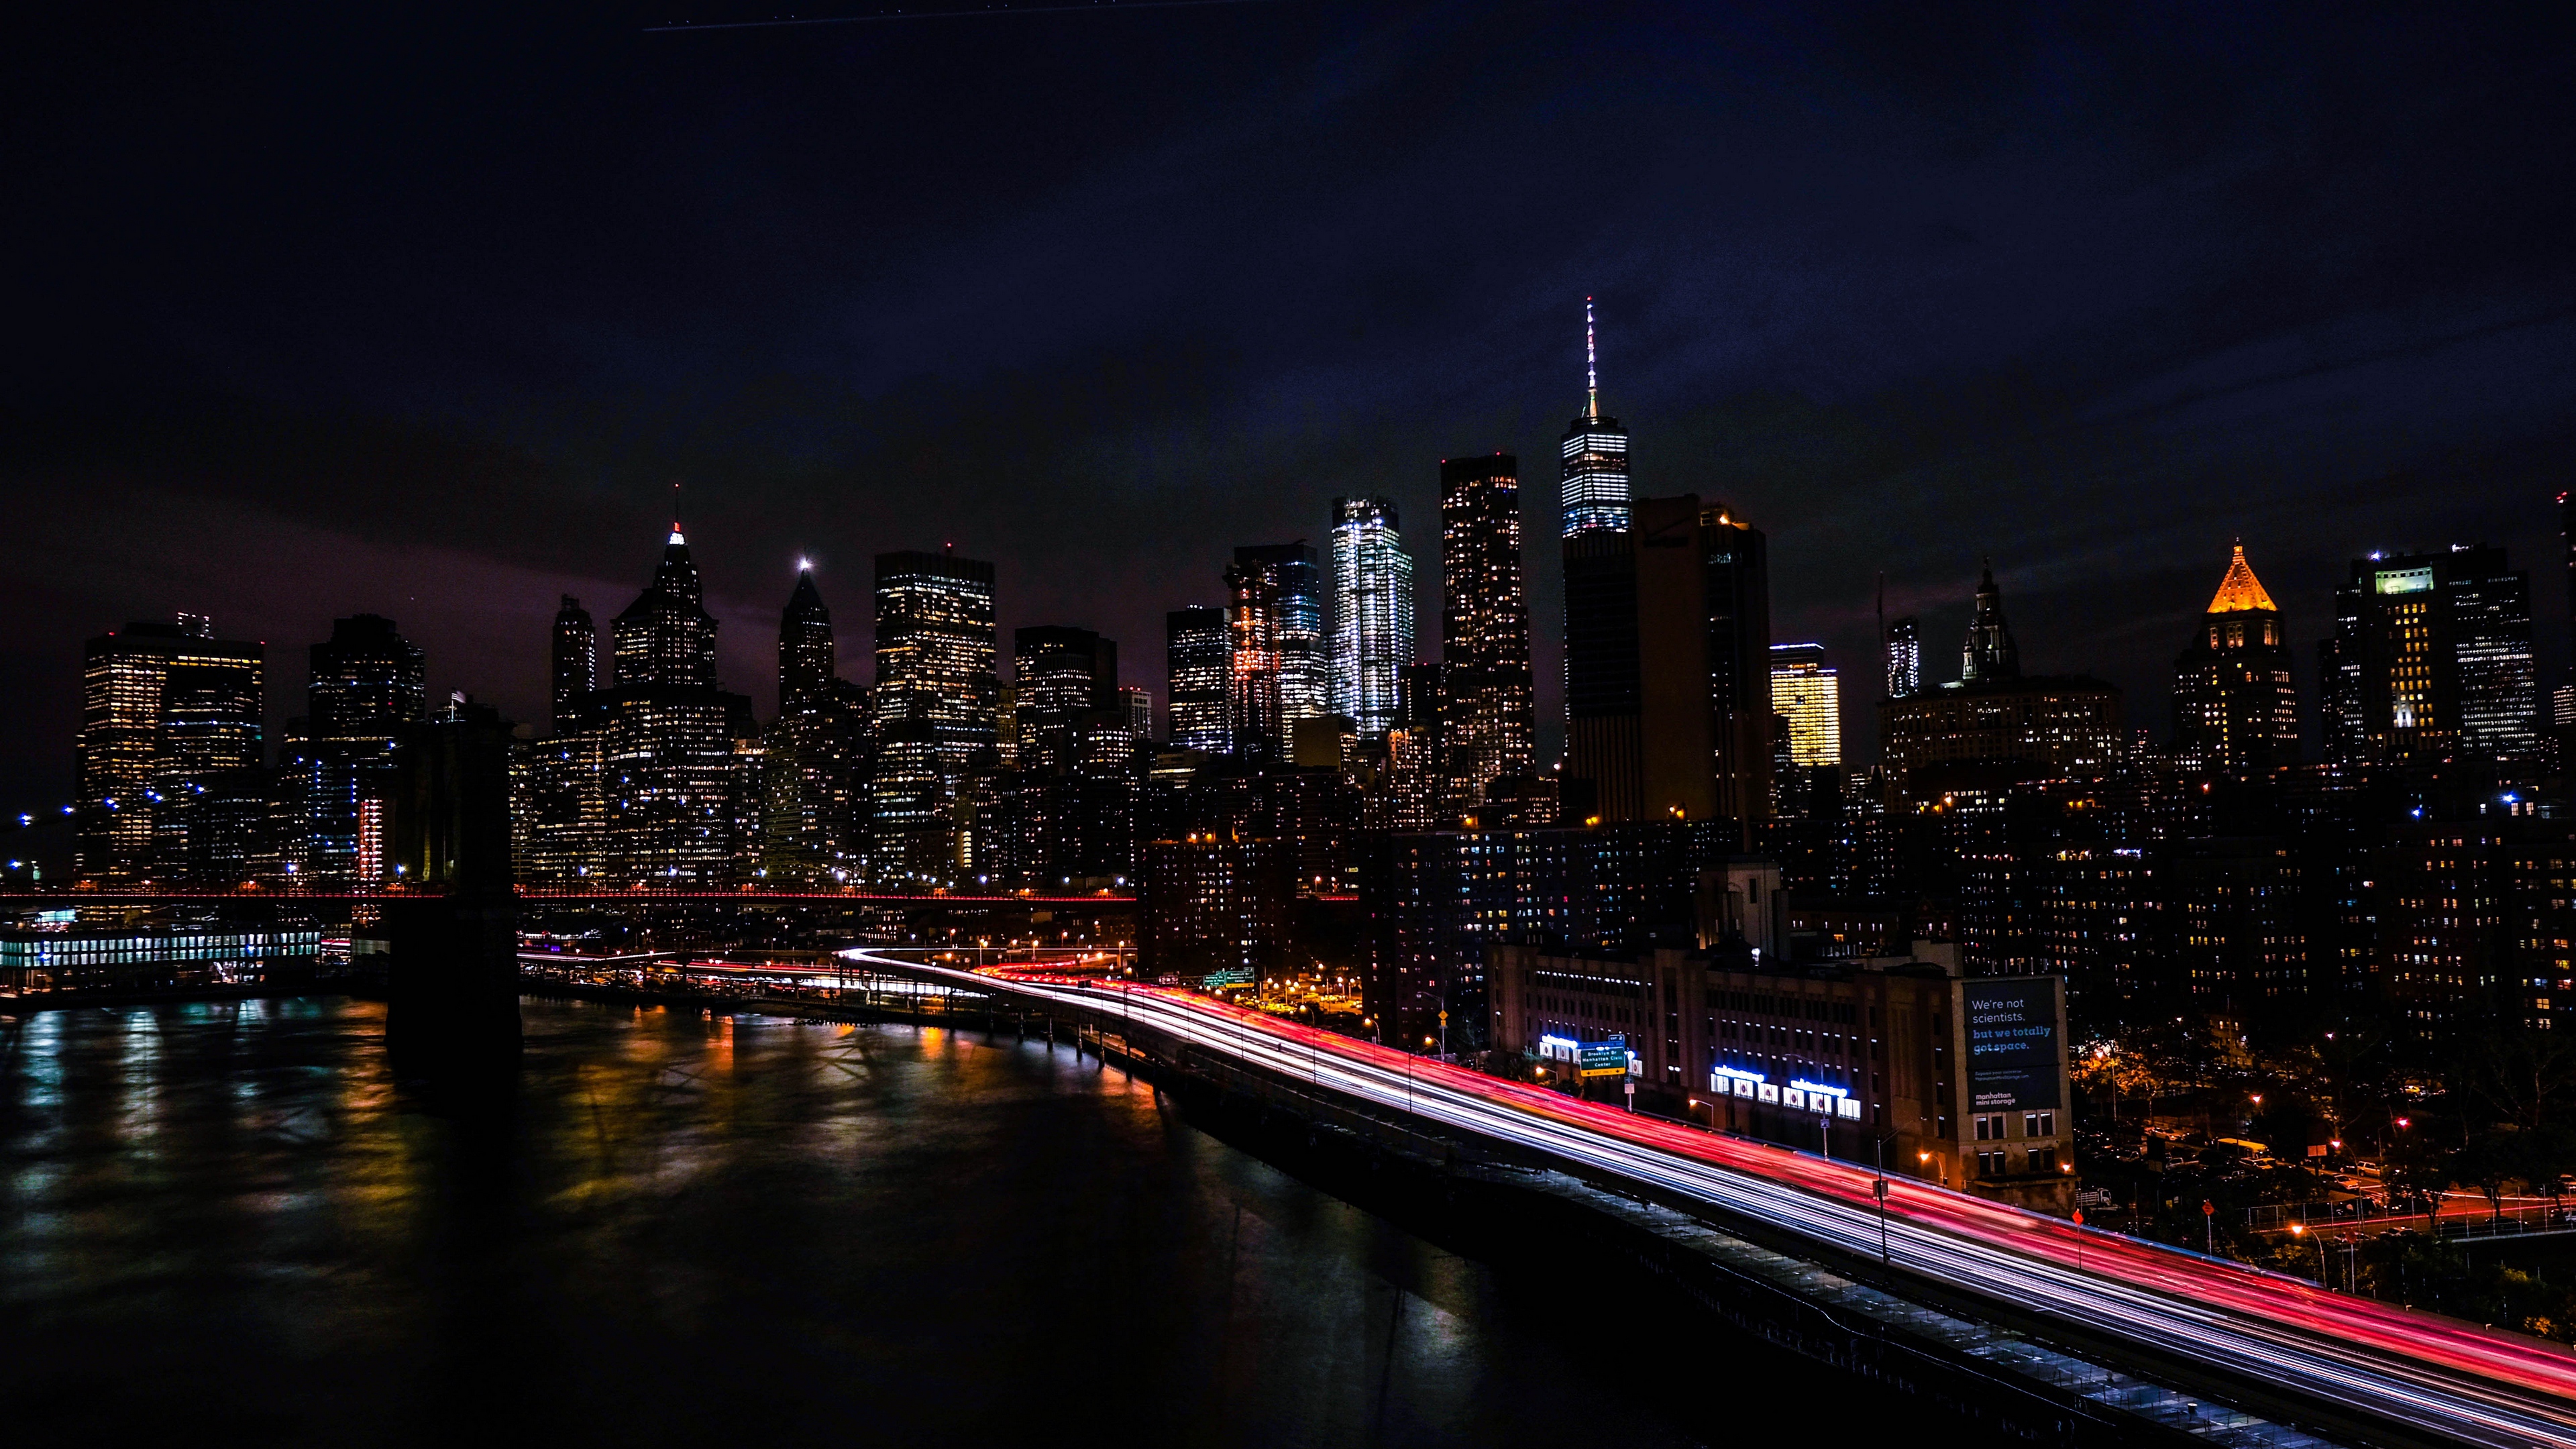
[850,949,2576,1449]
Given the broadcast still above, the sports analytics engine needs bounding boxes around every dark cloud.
[4,0,2573,823]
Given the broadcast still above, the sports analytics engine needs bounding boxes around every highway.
[849,951,2576,1449]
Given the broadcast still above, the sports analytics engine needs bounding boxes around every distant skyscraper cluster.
[52,291,2576,1075]
[75,615,264,885]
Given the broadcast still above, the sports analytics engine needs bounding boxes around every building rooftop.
[2206,544,2278,614]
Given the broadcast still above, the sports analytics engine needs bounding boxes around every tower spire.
[1585,297,1599,419]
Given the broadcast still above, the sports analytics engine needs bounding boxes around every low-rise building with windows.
[1489,940,2073,1214]
[0,924,323,995]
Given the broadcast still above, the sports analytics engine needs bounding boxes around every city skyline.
[34,502,2563,800]
[15,11,2576,1442]
[7,6,2573,827]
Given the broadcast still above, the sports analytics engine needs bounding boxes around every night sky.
[7,3,2575,848]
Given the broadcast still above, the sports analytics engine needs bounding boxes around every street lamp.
[2290,1222,2325,1283]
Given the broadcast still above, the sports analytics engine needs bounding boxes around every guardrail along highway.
[854,951,2576,1449]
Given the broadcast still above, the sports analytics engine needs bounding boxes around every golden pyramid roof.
[2206,544,2277,614]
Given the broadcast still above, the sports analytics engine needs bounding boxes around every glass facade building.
[1328,496,1414,739]
[1559,299,1630,537]
[1166,606,1232,753]
[1230,543,1328,748]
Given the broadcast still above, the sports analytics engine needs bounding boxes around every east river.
[0,995,1859,1446]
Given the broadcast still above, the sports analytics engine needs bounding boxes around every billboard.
[1963,978,2061,1112]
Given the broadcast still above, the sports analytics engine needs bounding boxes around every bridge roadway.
[0,889,1135,906]
[849,950,2576,1449]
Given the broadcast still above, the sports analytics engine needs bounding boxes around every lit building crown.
[2206,544,2278,614]
[1560,297,1631,537]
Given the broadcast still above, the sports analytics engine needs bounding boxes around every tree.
[2515,1123,2576,1221]
[2456,1014,2576,1132]
[2074,1044,2160,1124]
[2455,1128,2520,1223]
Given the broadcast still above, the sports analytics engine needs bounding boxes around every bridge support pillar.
[380,701,523,1082]
[385,895,521,1075]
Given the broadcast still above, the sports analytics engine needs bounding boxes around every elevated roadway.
[855,950,2576,1449]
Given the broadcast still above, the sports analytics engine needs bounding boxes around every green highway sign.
[1578,1040,1633,1077]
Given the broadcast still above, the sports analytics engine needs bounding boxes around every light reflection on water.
[0,996,1728,1447]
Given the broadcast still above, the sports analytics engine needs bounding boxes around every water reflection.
[0,997,1721,1446]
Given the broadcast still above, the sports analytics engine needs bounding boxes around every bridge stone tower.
[383,698,521,1073]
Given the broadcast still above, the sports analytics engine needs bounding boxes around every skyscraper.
[1885,616,1921,699]
[778,563,835,723]
[1440,453,1534,807]
[1328,496,1415,738]
[2560,489,2576,750]
[1560,298,1631,537]
[763,564,845,881]
[871,549,999,885]
[614,525,720,688]
[2324,545,2540,765]
[1960,561,2019,682]
[74,614,264,884]
[1235,542,1328,732]
[1122,685,1153,743]
[551,596,595,734]
[290,614,425,885]
[1166,606,1231,753]
[309,614,427,744]
[1769,643,1841,767]
[523,598,600,885]
[1012,626,1116,772]
[1387,661,1445,830]
[1006,625,1136,889]
[1633,496,1771,830]
[2171,545,2298,772]
[2562,489,2576,652]
[1223,557,1284,758]
[1562,527,1642,822]
[586,523,762,885]
[1560,304,1642,823]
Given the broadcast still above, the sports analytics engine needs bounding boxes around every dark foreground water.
[0,996,1795,1447]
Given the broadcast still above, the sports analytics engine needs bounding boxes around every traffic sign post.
[1873,1138,1890,1267]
